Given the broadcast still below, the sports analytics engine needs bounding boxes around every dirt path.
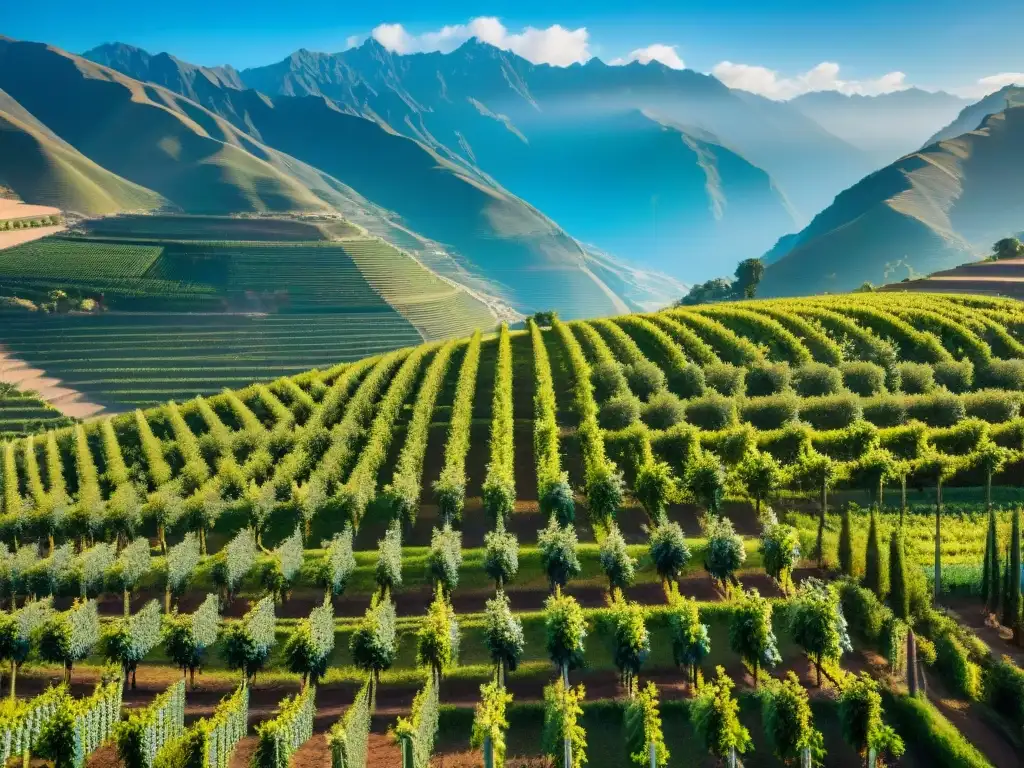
[0,349,107,419]
[941,596,1024,665]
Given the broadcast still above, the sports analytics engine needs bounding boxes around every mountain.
[234,39,875,278]
[760,93,1024,297]
[0,86,165,215]
[925,85,1022,145]
[3,38,630,317]
[790,88,969,169]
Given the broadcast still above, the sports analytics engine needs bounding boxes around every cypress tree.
[1002,544,1013,628]
[864,508,883,597]
[1010,508,1022,644]
[982,511,994,604]
[888,530,909,621]
[838,507,853,577]
[988,514,1002,616]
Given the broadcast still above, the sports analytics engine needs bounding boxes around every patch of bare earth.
[0,224,66,249]
[0,350,107,419]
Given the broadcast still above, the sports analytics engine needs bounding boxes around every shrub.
[838,674,904,762]
[740,393,799,430]
[607,596,650,695]
[590,361,627,401]
[685,394,735,431]
[542,679,586,768]
[541,473,575,526]
[729,588,781,685]
[651,424,700,468]
[470,681,513,768]
[841,361,886,396]
[691,667,751,761]
[634,460,677,517]
[318,528,356,598]
[599,394,641,430]
[670,363,707,399]
[934,632,982,700]
[36,682,123,768]
[349,594,397,682]
[374,522,403,594]
[744,362,791,396]
[416,589,459,679]
[758,423,811,464]
[624,361,667,401]
[154,684,247,768]
[898,362,935,394]
[788,579,851,686]
[648,518,691,588]
[537,519,581,590]
[667,592,711,683]
[284,599,335,687]
[984,658,1024,727]
[426,525,463,596]
[483,521,519,588]
[328,681,372,768]
[38,600,100,683]
[251,685,316,768]
[906,392,967,427]
[862,395,908,427]
[599,523,636,591]
[483,591,525,681]
[162,594,220,689]
[793,362,843,396]
[222,596,276,683]
[963,390,1021,423]
[624,682,669,767]
[704,515,746,589]
[544,592,588,675]
[799,393,864,430]
[102,600,163,689]
[115,680,185,768]
[812,420,879,461]
[703,363,745,396]
[641,391,687,430]
[933,359,974,393]
[980,358,1024,390]
[762,673,824,766]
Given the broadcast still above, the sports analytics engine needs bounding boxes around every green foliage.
[544,591,587,674]
[729,588,780,684]
[667,591,711,680]
[737,450,782,513]
[641,391,686,429]
[470,681,512,768]
[624,360,667,401]
[607,595,650,694]
[763,672,825,766]
[36,681,123,768]
[984,658,1024,728]
[760,519,800,592]
[598,394,641,430]
[483,325,516,522]
[704,515,746,588]
[327,680,373,768]
[734,258,765,299]
[0,685,64,763]
[213,529,257,601]
[222,596,275,682]
[251,685,316,768]
[864,509,883,596]
[590,359,628,401]
[691,667,752,760]
[685,451,728,514]
[154,684,248,768]
[541,473,576,526]
[537,518,581,590]
[838,673,904,762]
[483,521,519,588]
[115,680,185,768]
[165,533,201,602]
[598,523,636,591]
[841,361,887,396]
[38,600,100,676]
[374,521,403,594]
[884,690,991,768]
[792,362,843,397]
[839,508,854,577]
[264,527,304,600]
[789,578,852,686]
[542,679,586,768]
[647,517,691,587]
[426,524,463,596]
[319,527,356,597]
[162,594,220,684]
[417,588,459,677]
[394,674,440,768]
[350,594,397,679]
[102,600,163,683]
[483,590,525,677]
[284,599,335,686]
[531,320,563,505]
[740,392,800,430]
[624,682,668,767]
[634,460,676,518]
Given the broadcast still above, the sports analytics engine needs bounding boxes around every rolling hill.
[759,94,1024,297]
[925,85,1023,145]
[1,38,638,318]
[790,88,969,169]
[89,39,877,282]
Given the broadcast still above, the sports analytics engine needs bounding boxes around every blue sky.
[5,0,1023,97]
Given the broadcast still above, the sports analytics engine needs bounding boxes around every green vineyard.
[1,292,1024,767]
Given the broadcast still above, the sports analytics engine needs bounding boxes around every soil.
[0,224,67,250]
[0,350,107,418]
[940,595,1024,665]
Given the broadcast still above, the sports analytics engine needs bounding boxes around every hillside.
[0,87,165,215]
[0,291,1022,768]
[90,39,875,281]
[5,38,634,318]
[790,88,969,168]
[926,85,1024,145]
[880,256,1024,299]
[760,98,1024,296]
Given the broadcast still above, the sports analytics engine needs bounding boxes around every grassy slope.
[761,101,1024,296]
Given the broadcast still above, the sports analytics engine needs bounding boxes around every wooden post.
[483,734,494,768]
[401,736,414,768]
[564,734,572,768]
[907,629,918,697]
[649,740,657,768]
[867,746,877,768]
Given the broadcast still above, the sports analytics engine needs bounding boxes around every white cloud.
[370,17,591,66]
[712,60,908,100]
[343,35,363,50]
[610,44,685,70]
[952,72,1024,99]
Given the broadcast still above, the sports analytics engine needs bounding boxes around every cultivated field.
[1,292,1023,768]
[882,258,1024,300]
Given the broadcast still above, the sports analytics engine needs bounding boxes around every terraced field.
[80,214,332,241]
[0,383,72,437]
[882,257,1024,300]
[1,293,1023,768]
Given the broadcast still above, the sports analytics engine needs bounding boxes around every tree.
[416,588,459,682]
[838,674,904,765]
[538,518,581,591]
[243,480,277,549]
[977,441,1009,511]
[984,509,1001,616]
[318,527,356,599]
[102,600,162,690]
[541,473,576,526]
[38,600,100,684]
[852,449,897,510]
[704,515,746,592]
[164,533,200,612]
[648,517,691,592]
[685,451,727,515]
[863,508,884,598]
[838,508,854,577]
[145,486,184,555]
[762,673,825,766]
[737,450,782,518]
[794,451,839,567]
[542,679,586,768]
[634,460,676,518]
[106,538,152,616]
[789,579,852,687]
[0,597,52,697]
[598,523,636,592]
[284,598,335,689]
[888,529,910,621]
[667,590,710,687]
[105,485,142,549]
[349,593,397,687]
[183,484,226,555]
[760,519,800,595]
[917,450,960,600]
[426,524,463,597]
[678,278,734,306]
[1009,507,1022,643]
[222,596,276,685]
[544,591,587,683]
[471,681,513,768]
[691,667,752,763]
[163,593,220,689]
[483,590,525,685]
[728,588,780,688]
[586,464,625,524]
[483,521,519,588]
[374,521,403,595]
[212,528,257,606]
[624,682,669,767]
[992,237,1024,261]
[608,594,650,697]
[734,258,765,299]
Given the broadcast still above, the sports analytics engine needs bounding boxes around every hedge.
[115,680,186,768]
[328,679,374,768]
[434,332,482,523]
[252,685,316,768]
[154,685,248,768]
[395,673,440,768]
